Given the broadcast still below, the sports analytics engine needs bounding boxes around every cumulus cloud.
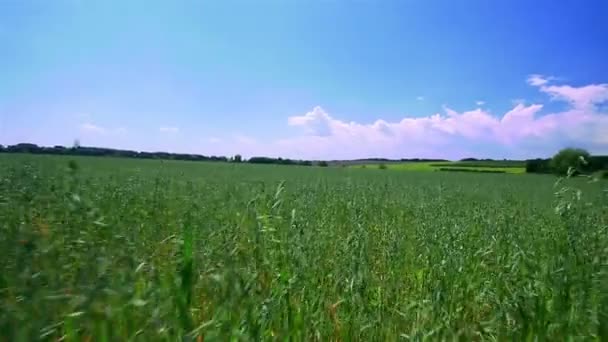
[284,77,608,159]
[159,126,179,133]
[287,106,333,136]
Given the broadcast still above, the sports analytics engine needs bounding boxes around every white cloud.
[416,96,425,101]
[527,74,551,86]
[287,106,333,136]
[476,100,485,106]
[539,83,608,109]
[527,74,608,110]
[159,126,179,133]
[527,74,560,87]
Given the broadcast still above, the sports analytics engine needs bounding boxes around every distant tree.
[9,143,40,153]
[378,163,388,170]
[551,148,590,175]
[249,156,274,164]
[1,142,319,167]
[318,161,329,167]
[525,158,551,174]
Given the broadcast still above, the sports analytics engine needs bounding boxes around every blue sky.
[1,0,607,159]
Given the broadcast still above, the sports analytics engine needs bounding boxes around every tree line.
[0,143,322,166]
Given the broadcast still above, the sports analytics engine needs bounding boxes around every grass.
[1,154,607,340]
[353,161,526,174]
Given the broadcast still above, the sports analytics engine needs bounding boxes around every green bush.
[550,148,590,175]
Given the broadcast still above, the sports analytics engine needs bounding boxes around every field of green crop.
[1,154,607,340]
[353,161,526,174]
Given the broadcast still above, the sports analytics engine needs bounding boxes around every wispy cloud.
[476,100,485,106]
[528,74,608,109]
[159,126,179,133]
[538,83,608,109]
[527,74,556,87]
[416,96,425,101]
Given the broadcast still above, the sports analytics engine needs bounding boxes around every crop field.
[1,154,607,340]
[353,161,526,174]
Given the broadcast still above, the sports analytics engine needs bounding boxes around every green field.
[353,161,526,173]
[1,154,607,340]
